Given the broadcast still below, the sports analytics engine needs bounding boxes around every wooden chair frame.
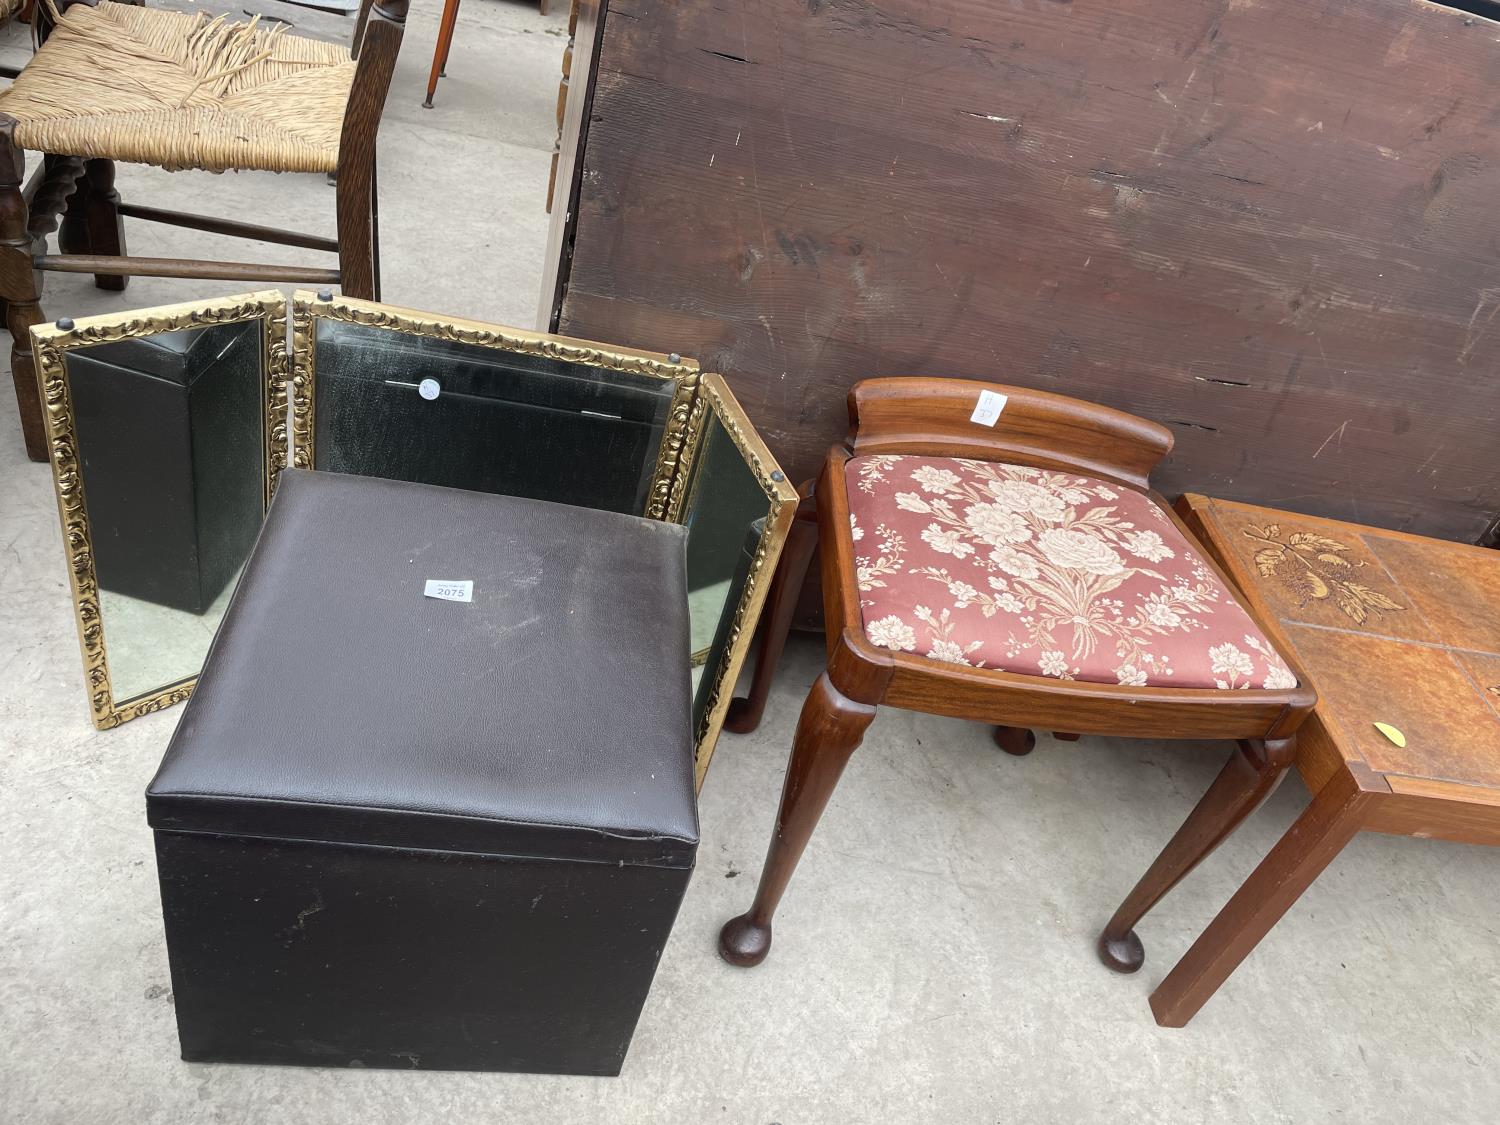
[718,378,1317,994]
[3,0,407,462]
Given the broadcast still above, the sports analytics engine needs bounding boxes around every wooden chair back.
[352,0,399,58]
[845,377,1174,492]
[339,0,406,181]
[348,0,407,106]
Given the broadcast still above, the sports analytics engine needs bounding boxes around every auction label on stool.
[970,389,1008,427]
[424,579,473,603]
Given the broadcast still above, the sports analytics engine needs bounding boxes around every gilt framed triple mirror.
[36,289,795,784]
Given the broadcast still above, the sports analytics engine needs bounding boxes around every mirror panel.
[296,296,698,516]
[33,293,283,729]
[676,375,798,786]
[683,416,772,662]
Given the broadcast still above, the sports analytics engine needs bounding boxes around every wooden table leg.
[1098,736,1296,972]
[1149,767,1373,1027]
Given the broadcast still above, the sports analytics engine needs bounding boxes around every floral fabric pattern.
[846,455,1297,690]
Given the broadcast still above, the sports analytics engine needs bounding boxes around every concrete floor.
[3,3,1500,1122]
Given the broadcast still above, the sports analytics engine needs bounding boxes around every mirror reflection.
[66,321,265,703]
[312,320,678,514]
[683,412,772,728]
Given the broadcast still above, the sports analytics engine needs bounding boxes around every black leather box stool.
[146,469,698,1074]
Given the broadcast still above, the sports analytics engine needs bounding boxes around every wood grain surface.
[1183,493,1500,790]
[1150,493,1500,1024]
[550,0,1500,544]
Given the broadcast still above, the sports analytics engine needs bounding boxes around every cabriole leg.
[1098,736,1296,973]
[992,726,1037,756]
[719,671,877,967]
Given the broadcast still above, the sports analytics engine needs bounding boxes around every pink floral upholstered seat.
[846,455,1296,690]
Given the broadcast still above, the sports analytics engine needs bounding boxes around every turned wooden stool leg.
[424,0,462,108]
[719,671,877,967]
[0,118,46,463]
[725,493,817,735]
[1097,736,1296,973]
[57,156,90,256]
[1149,768,1370,1027]
[81,159,127,292]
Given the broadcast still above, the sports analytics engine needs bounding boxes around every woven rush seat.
[0,0,406,466]
[0,4,354,174]
[845,454,1298,690]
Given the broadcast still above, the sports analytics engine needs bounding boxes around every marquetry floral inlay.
[1242,524,1404,625]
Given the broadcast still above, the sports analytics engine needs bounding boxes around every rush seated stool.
[146,468,698,1074]
[1,0,408,462]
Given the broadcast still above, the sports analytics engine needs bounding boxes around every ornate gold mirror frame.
[32,291,287,730]
[671,374,799,787]
[37,288,792,775]
[283,291,701,512]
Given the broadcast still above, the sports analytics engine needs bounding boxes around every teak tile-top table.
[1151,494,1500,1026]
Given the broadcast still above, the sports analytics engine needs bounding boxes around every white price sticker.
[970,389,1008,427]
[423,579,473,603]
